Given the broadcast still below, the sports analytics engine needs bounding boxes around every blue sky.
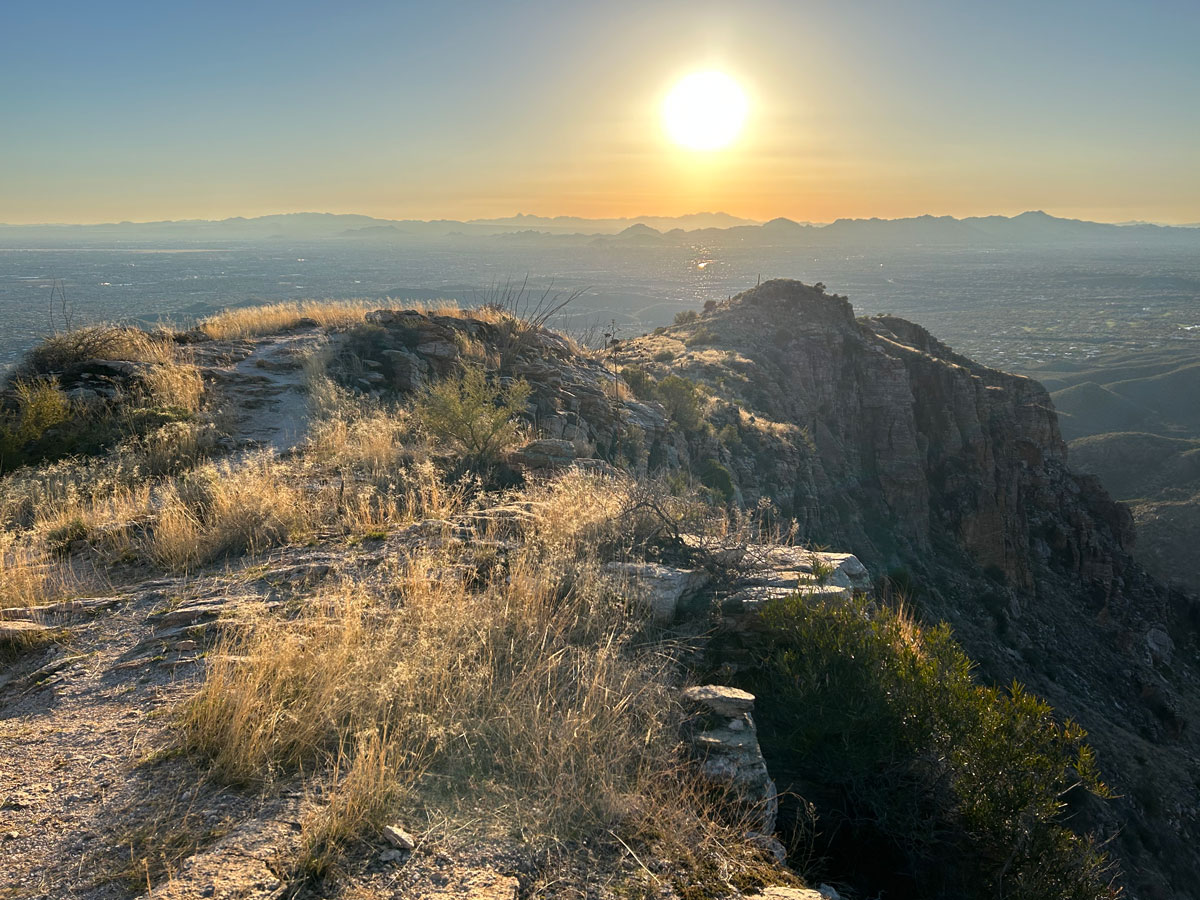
[2,0,1198,223]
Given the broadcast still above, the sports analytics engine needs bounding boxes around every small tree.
[656,375,703,432]
[415,366,530,470]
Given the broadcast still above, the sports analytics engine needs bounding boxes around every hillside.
[1020,347,1200,593]
[0,283,1196,899]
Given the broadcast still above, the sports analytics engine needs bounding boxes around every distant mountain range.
[2,209,1199,246]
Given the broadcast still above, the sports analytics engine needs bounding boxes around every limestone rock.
[509,438,576,470]
[683,685,777,836]
[381,824,416,851]
[682,684,755,718]
[602,562,709,623]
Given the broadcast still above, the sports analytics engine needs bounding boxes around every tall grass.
[197,299,467,341]
[16,324,181,376]
[177,471,724,877]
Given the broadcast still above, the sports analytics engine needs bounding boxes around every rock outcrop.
[682,685,781,859]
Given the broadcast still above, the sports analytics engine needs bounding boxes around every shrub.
[744,594,1114,900]
[415,365,530,470]
[653,349,676,363]
[0,380,73,472]
[656,375,704,432]
[685,327,719,347]
[674,310,699,326]
[698,458,735,504]
[16,324,178,377]
[620,365,656,401]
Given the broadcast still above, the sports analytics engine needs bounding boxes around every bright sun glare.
[662,71,748,152]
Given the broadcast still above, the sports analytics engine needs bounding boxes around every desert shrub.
[674,309,699,326]
[0,380,72,471]
[745,594,1115,900]
[698,458,735,504]
[653,349,675,363]
[656,375,704,432]
[16,324,178,376]
[685,327,719,347]
[620,364,656,400]
[2,326,204,472]
[415,365,530,470]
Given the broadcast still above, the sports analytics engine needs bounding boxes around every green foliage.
[653,349,676,363]
[620,364,656,401]
[674,309,699,326]
[698,458,735,503]
[717,423,743,453]
[0,380,72,472]
[746,594,1114,900]
[685,327,718,347]
[656,375,703,432]
[415,365,531,470]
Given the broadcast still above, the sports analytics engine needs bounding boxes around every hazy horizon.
[5,208,1200,229]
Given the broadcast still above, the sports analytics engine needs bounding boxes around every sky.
[2,0,1199,225]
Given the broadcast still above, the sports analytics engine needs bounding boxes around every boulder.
[509,438,576,470]
[602,562,709,623]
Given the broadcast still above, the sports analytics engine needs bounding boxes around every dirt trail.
[0,550,341,900]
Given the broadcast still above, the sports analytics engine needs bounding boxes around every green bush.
[673,309,699,326]
[0,380,73,472]
[620,365,655,401]
[415,365,530,470]
[656,375,703,432]
[698,458,735,503]
[744,594,1114,900]
[685,327,718,347]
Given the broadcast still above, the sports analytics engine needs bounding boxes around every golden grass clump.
[197,299,464,341]
[0,530,97,610]
[149,454,313,570]
[17,324,181,376]
[179,471,698,868]
[140,358,205,413]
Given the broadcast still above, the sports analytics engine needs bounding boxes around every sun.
[662,71,748,152]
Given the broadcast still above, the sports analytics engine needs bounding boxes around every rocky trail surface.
[191,326,331,454]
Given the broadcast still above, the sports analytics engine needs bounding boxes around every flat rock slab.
[602,562,709,623]
[682,684,756,717]
[0,597,120,621]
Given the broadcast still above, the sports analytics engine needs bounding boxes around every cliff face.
[610,281,1199,900]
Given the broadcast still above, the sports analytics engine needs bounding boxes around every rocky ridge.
[3,279,1198,898]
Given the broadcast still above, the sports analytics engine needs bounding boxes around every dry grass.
[17,324,181,376]
[140,358,205,413]
[0,530,99,610]
[178,471,714,875]
[197,299,465,341]
[149,454,314,570]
